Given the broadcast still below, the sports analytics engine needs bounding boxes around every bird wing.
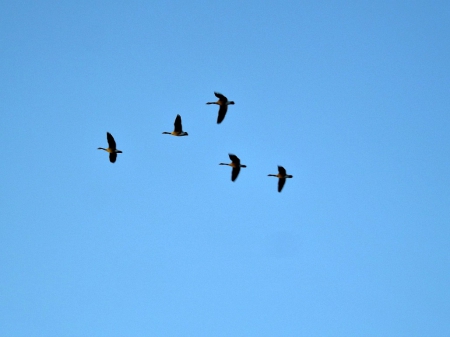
[174,114,183,132]
[231,166,241,182]
[228,154,240,165]
[107,132,117,150]
[278,166,287,176]
[109,152,117,163]
[278,178,286,192]
[217,105,228,124]
[214,92,227,102]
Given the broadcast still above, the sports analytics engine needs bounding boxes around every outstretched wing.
[109,152,117,163]
[229,154,240,165]
[217,105,228,124]
[231,166,241,182]
[214,92,227,102]
[278,178,286,192]
[174,114,183,132]
[107,132,117,150]
[278,166,287,176]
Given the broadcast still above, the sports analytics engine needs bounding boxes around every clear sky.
[1,1,449,336]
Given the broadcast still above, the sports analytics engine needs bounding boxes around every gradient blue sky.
[1,1,450,336]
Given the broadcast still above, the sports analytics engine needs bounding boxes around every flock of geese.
[98,92,293,192]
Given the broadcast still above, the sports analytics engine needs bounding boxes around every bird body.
[207,92,235,124]
[163,114,188,136]
[220,154,246,181]
[268,166,293,192]
[98,132,122,163]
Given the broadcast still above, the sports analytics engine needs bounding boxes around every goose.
[219,154,246,182]
[98,132,122,163]
[268,166,293,192]
[206,92,235,124]
[162,114,188,136]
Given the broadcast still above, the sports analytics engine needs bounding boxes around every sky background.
[1,1,449,336]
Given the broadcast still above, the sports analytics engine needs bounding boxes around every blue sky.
[1,1,449,336]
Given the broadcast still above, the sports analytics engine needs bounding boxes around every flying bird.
[98,132,122,163]
[219,154,247,181]
[268,166,293,192]
[206,92,235,124]
[162,114,189,136]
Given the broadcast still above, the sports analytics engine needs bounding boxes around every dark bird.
[219,154,247,181]
[162,114,189,136]
[268,166,293,192]
[98,132,122,163]
[206,92,235,124]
